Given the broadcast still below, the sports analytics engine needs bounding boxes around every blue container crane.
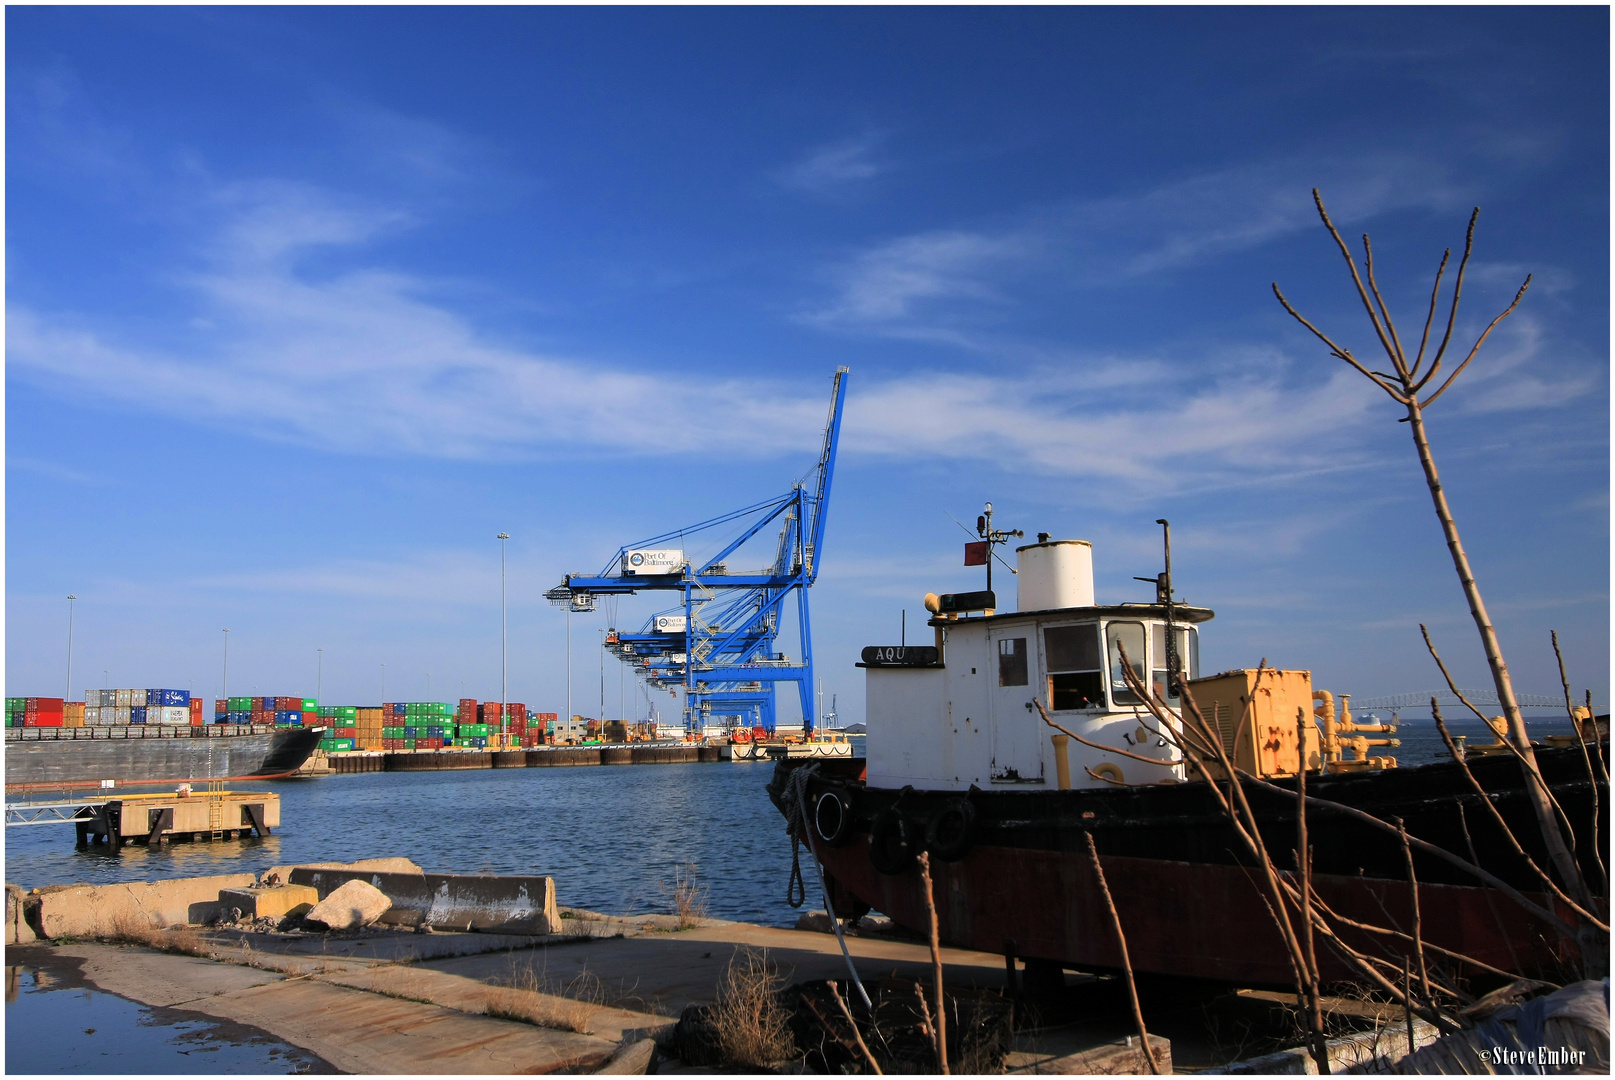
[550,368,849,736]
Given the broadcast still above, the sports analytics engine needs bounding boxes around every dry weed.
[482,964,606,1034]
[664,863,709,929]
[107,913,214,958]
[710,948,796,1068]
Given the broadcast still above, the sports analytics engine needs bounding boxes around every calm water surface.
[5,951,333,1073]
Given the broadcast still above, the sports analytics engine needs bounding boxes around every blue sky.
[7,7,1608,724]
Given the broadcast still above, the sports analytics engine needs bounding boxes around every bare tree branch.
[1363,234,1412,378]
[1272,284,1407,400]
[1408,248,1452,380]
[1417,274,1531,405]
[1312,188,1404,369]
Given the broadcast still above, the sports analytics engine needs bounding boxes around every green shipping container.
[228,696,251,711]
[334,706,356,719]
[404,739,417,750]
[302,698,317,711]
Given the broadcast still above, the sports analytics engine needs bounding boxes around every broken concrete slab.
[1007,1034,1172,1075]
[31,873,257,938]
[307,879,391,930]
[289,867,560,934]
[595,1037,657,1074]
[6,884,35,945]
[38,940,618,1074]
[260,857,423,886]
[218,884,319,921]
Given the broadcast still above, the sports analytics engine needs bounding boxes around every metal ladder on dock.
[205,745,225,840]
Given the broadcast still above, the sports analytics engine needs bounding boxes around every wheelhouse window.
[1106,621,1146,705]
[997,637,1028,687]
[1150,624,1200,704]
[1044,623,1103,710]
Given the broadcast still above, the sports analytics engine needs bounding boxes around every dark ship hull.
[771,745,1605,986]
[5,726,325,791]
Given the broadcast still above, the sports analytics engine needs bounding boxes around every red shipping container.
[459,698,477,709]
[34,714,63,727]
[215,699,228,714]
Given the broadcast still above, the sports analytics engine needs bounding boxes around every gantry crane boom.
[552,368,849,735]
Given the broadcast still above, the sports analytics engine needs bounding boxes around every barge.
[4,724,325,792]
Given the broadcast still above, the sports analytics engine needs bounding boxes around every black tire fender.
[813,788,856,848]
[868,807,918,875]
[924,797,977,862]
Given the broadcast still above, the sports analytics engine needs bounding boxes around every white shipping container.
[97,706,114,724]
[113,707,131,725]
[156,706,189,724]
[115,688,133,707]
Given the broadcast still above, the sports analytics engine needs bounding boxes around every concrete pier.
[314,742,729,775]
[4,862,1179,1074]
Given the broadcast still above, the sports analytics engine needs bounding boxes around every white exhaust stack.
[1015,539,1094,611]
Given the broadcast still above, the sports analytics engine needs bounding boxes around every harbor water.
[5,951,333,1073]
[2,717,1585,927]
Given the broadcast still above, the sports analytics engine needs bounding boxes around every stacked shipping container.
[76,689,192,726]
[11,690,563,751]
[212,696,317,727]
[6,697,65,727]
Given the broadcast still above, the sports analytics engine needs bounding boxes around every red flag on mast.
[964,541,988,566]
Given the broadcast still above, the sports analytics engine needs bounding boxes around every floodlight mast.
[552,369,849,738]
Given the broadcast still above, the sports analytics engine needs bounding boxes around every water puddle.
[5,947,335,1074]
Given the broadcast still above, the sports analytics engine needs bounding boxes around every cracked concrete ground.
[9,909,1024,1074]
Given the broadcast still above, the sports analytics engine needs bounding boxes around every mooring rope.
[782,763,875,1011]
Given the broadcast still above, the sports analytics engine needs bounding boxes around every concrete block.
[6,884,36,945]
[289,868,561,935]
[594,1037,657,1074]
[259,858,422,886]
[421,873,562,934]
[32,873,257,939]
[307,879,392,930]
[218,884,319,920]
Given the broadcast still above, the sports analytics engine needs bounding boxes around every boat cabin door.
[987,626,1045,784]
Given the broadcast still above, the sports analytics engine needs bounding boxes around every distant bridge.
[1349,689,1587,712]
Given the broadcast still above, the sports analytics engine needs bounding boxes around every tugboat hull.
[772,747,1603,985]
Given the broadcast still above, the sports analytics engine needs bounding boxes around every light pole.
[66,595,77,701]
[598,628,605,726]
[317,648,324,702]
[498,532,509,736]
[221,629,231,702]
[381,663,387,702]
[566,607,572,730]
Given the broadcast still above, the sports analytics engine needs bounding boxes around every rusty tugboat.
[770,529,1607,988]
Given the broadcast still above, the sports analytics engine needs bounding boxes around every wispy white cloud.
[775,131,888,193]
[7,457,103,485]
[7,164,1584,496]
[803,154,1467,337]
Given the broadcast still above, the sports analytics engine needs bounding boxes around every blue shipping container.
[162,689,190,707]
[229,711,251,724]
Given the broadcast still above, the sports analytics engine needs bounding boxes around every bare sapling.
[826,980,883,1074]
[1082,831,1161,1074]
[1272,191,1588,907]
[915,851,949,1074]
[1553,631,1607,892]
[1295,706,1329,1075]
